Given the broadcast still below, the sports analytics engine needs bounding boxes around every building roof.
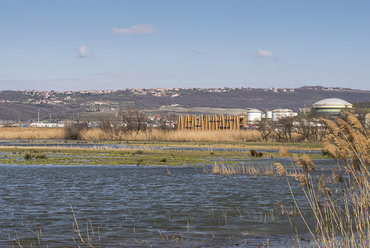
[246,108,262,113]
[312,98,353,109]
[272,108,293,112]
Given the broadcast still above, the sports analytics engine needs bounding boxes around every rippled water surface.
[0,165,320,247]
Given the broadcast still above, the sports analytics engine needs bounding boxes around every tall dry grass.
[208,163,275,176]
[0,127,64,139]
[82,128,262,142]
[0,127,261,142]
[276,112,370,247]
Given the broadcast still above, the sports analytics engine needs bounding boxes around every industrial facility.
[176,97,357,130]
[312,98,353,116]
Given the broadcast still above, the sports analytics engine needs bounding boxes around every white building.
[271,109,297,121]
[30,122,64,128]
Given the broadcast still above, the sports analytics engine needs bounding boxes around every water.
[0,165,318,247]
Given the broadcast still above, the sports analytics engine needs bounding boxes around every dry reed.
[83,128,262,142]
[276,113,370,247]
[0,127,64,139]
[209,163,276,176]
[0,127,262,142]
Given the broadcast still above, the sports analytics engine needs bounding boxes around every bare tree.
[99,109,149,140]
[158,114,176,131]
[121,109,148,134]
[274,117,296,142]
[64,120,88,140]
[257,118,275,141]
[99,116,122,140]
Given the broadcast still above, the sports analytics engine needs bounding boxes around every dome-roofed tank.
[312,98,352,115]
[312,98,352,108]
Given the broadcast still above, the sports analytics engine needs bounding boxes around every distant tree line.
[64,109,176,140]
[257,109,369,142]
[257,117,329,142]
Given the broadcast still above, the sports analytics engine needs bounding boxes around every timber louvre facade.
[177,115,246,130]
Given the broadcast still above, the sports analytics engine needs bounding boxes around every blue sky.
[1,0,370,90]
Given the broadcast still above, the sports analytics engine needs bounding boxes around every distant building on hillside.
[30,122,64,128]
[312,98,353,116]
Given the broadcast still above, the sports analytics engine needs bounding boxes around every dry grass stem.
[286,113,370,247]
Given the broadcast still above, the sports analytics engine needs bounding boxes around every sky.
[1,0,370,91]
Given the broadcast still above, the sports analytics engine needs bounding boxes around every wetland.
[0,140,332,247]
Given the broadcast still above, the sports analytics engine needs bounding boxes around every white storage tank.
[266,111,273,119]
[246,108,263,123]
[272,109,297,121]
[312,98,352,116]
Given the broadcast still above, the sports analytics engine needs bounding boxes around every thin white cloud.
[77,46,91,58]
[248,49,277,59]
[113,24,157,34]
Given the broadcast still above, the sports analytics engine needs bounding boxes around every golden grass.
[0,127,64,139]
[82,128,262,142]
[0,127,262,142]
[0,127,261,142]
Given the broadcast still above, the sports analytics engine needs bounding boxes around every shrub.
[64,122,88,140]
[250,149,263,157]
[24,153,32,160]
[35,153,47,159]
[133,150,144,155]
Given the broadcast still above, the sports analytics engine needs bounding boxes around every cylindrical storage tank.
[272,109,296,121]
[246,108,263,123]
[312,98,352,116]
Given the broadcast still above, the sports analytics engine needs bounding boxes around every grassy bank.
[0,146,328,167]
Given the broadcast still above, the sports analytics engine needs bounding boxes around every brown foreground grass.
[276,113,370,247]
[0,127,262,142]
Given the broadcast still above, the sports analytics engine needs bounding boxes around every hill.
[0,86,369,122]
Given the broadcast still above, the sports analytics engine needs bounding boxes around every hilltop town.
[0,86,369,122]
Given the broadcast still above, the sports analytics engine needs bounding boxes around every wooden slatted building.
[177,114,246,130]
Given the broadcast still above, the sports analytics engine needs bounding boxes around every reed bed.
[82,129,262,142]
[208,163,276,176]
[0,127,64,139]
[275,113,370,247]
[0,127,262,142]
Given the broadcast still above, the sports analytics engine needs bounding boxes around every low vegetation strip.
[0,146,328,167]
